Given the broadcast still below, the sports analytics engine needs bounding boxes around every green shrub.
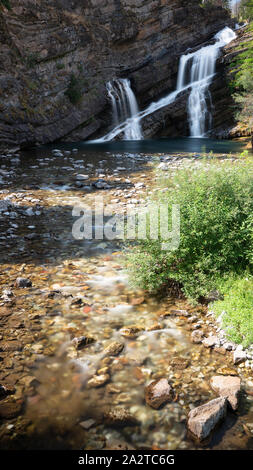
[65,74,85,105]
[240,0,253,21]
[126,158,253,302]
[0,0,11,10]
[56,63,65,70]
[230,23,253,134]
[211,275,253,346]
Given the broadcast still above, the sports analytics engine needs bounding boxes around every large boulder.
[188,397,227,440]
[210,375,241,410]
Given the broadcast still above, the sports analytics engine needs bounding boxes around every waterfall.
[106,79,143,140]
[177,27,237,137]
[93,27,236,142]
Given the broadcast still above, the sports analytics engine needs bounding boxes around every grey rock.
[210,375,241,410]
[188,397,227,440]
[79,419,96,430]
[191,330,204,344]
[233,348,247,365]
[202,336,220,348]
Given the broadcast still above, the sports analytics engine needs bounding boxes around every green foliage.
[56,63,65,70]
[126,159,253,303]
[211,275,253,346]
[230,23,253,132]
[24,52,40,69]
[0,0,11,10]
[65,74,86,105]
[240,0,253,21]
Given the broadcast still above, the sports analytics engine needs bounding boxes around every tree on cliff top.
[240,0,253,20]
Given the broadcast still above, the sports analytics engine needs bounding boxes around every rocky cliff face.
[0,1,231,148]
[210,25,253,140]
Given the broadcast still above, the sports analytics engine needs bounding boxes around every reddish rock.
[210,375,241,410]
[145,378,173,409]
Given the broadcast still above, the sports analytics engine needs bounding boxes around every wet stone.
[216,367,238,376]
[20,376,40,389]
[0,341,23,352]
[87,374,110,388]
[104,407,138,428]
[119,326,143,338]
[15,277,32,288]
[145,378,173,409]
[146,323,162,332]
[72,336,95,350]
[104,341,124,356]
[79,419,96,430]
[170,357,190,370]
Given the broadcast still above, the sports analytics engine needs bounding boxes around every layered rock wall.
[0,1,231,147]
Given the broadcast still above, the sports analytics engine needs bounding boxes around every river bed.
[0,141,253,450]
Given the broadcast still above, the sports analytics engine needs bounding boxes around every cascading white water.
[177,26,237,137]
[106,78,143,140]
[93,27,236,142]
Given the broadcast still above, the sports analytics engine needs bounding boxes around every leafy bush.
[0,0,11,10]
[230,23,253,135]
[211,275,253,346]
[126,158,253,302]
[65,74,85,105]
[240,0,253,21]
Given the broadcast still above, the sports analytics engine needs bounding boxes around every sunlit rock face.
[0,1,231,147]
[210,26,252,139]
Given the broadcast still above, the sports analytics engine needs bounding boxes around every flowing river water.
[0,140,253,450]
